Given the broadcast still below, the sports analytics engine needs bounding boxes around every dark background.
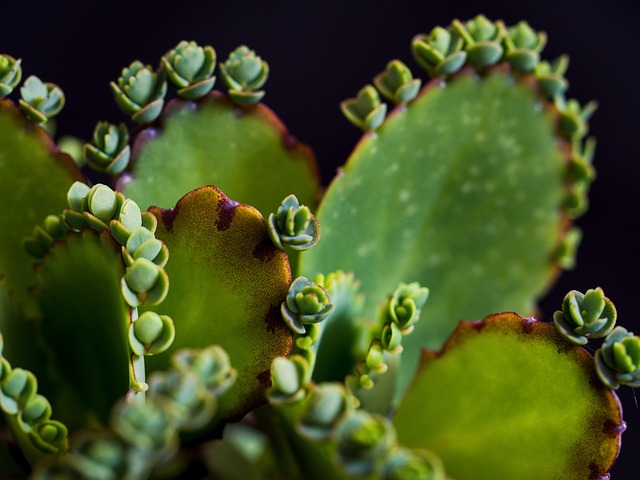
[2,0,639,476]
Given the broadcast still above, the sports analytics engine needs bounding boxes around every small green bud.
[502,20,546,72]
[29,419,69,454]
[268,355,310,404]
[19,76,65,124]
[596,327,640,389]
[220,45,269,104]
[111,400,175,452]
[1,368,37,415]
[553,287,616,345]
[557,98,597,141]
[84,122,131,174]
[298,383,349,439]
[341,85,387,132]
[388,282,429,331]
[453,15,504,67]
[110,61,167,124]
[374,60,421,104]
[172,346,236,397]
[383,448,446,480]
[121,257,169,307]
[535,55,569,98]
[268,194,320,251]
[411,27,467,76]
[163,40,216,99]
[86,184,118,223]
[70,433,127,478]
[20,394,52,426]
[0,54,22,97]
[147,369,214,430]
[129,311,175,356]
[281,276,334,334]
[334,410,395,476]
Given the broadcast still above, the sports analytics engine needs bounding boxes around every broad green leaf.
[300,71,567,388]
[0,100,84,305]
[145,185,293,420]
[393,312,623,480]
[118,93,321,220]
[33,230,130,428]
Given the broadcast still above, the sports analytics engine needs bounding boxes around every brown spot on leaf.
[215,196,237,231]
[256,369,272,388]
[159,207,178,231]
[264,303,283,334]
[252,238,277,262]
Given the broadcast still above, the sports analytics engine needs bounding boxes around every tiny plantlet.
[0,14,635,479]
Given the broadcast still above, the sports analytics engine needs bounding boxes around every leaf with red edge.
[394,312,624,480]
[145,185,294,421]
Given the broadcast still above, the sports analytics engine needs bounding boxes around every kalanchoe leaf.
[333,410,395,476]
[129,311,175,356]
[18,76,65,124]
[501,20,547,72]
[66,433,127,480]
[84,122,131,175]
[1,368,37,415]
[110,399,176,453]
[373,60,421,105]
[0,54,22,97]
[110,61,167,124]
[556,98,597,141]
[282,276,334,334]
[411,27,467,76]
[147,369,215,431]
[86,184,118,223]
[595,326,640,389]
[220,45,268,104]
[388,282,429,332]
[453,15,504,67]
[553,287,617,345]
[162,40,216,99]
[268,355,310,405]
[553,227,582,270]
[382,447,446,480]
[535,55,569,98]
[268,194,320,251]
[298,382,349,439]
[340,85,387,132]
[29,420,69,455]
[171,346,237,398]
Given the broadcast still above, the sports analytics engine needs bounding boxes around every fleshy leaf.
[393,313,624,480]
[145,185,294,420]
[0,100,84,305]
[32,230,131,427]
[117,93,320,224]
[300,69,574,394]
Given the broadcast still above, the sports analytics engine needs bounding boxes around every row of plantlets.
[0,15,635,479]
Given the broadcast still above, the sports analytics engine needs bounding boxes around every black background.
[2,0,639,477]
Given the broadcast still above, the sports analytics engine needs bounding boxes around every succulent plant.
[0,53,22,98]
[162,40,217,99]
[83,122,131,175]
[0,14,636,479]
[110,61,167,124]
[18,75,64,124]
[219,45,269,104]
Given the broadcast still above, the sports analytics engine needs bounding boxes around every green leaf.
[300,71,570,391]
[32,230,131,427]
[0,100,84,306]
[118,93,321,223]
[393,313,623,480]
[145,185,294,421]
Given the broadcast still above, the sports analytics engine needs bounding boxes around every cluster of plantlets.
[0,14,636,479]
